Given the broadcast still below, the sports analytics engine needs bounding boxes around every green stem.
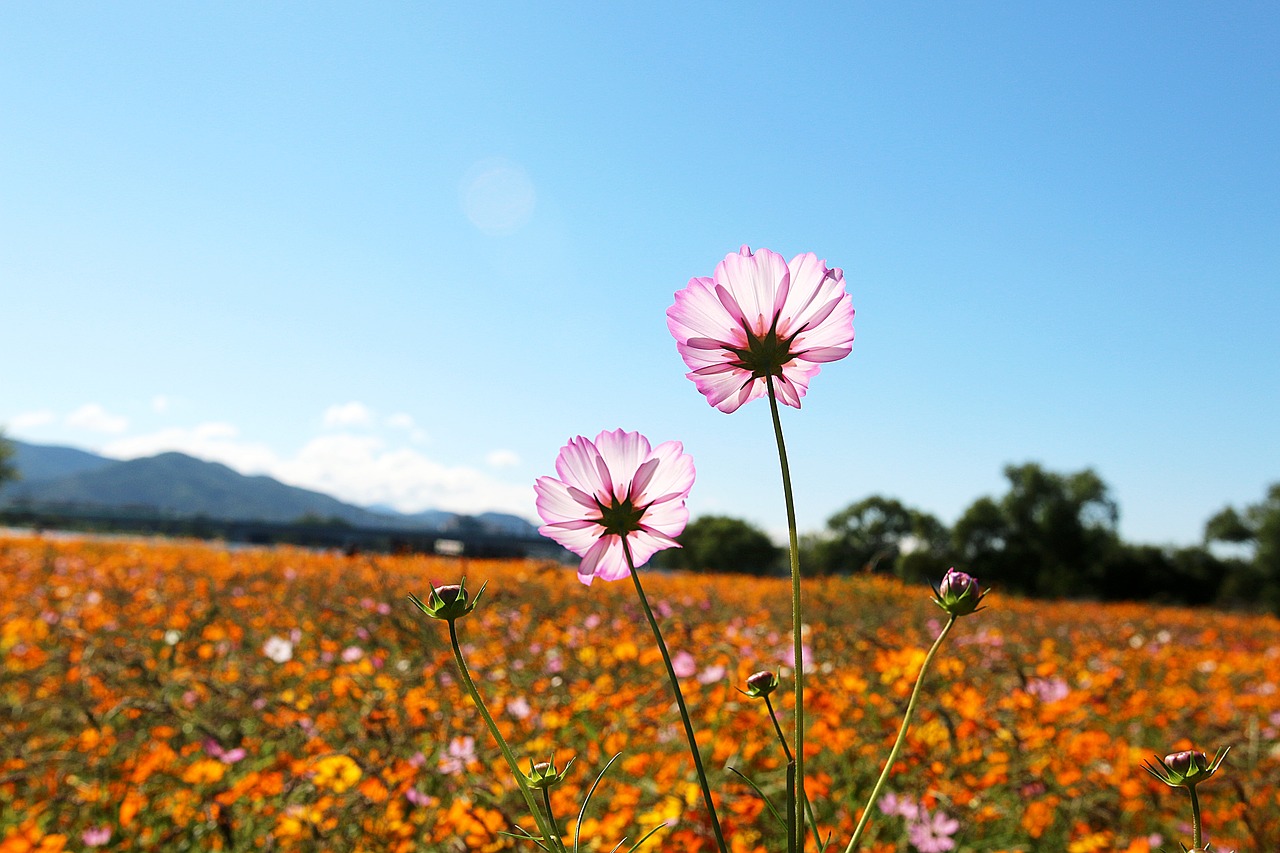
[765,695,792,763]
[787,762,797,853]
[542,787,563,849]
[766,696,824,850]
[1189,785,1202,850]
[843,616,956,853]
[767,377,805,852]
[623,538,729,853]
[448,619,564,853]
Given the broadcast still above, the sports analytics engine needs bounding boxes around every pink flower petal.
[536,429,693,584]
[668,246,854,412]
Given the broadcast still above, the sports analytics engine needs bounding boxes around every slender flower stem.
[1189,786,1202,850]
[448,620,564,853]
[766,376,806,852]
[844,616,957,853]
[787,763,797,853]
[766,696,824,850]
[765,695,792,762]
[623,538,729,853]
[542,788,564,850]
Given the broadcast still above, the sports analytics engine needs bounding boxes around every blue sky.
[2,3,1277,545]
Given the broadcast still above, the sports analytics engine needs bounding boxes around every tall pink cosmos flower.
[667,245,855,413]
[535,428,694,585]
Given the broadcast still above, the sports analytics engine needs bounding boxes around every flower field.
[2,533,1278,852]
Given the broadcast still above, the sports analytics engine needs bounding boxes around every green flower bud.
[743,670,780,698]
[409,578,487,622]
[524,755,574,790]
[932,568,987,617]
[1143,746,1229,789]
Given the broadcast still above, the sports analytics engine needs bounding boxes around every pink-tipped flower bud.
[1143,746,1229,788]
[743,670,780,698]
[1166,750,1208,777]
[410,578,487,622]
[932,568,987,617]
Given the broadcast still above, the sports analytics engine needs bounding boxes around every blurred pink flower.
[203,739,247,764]
[878,791,920,820]
[81,826,112,847]
[667,245,854,413]
[405,787,433,807]
[672,650,697,679]
[535,428,694,584]
[438,736,476,776]
[908,807,960,853]
[506,696,532,720]
[698,664,727,684]
[1026,676,1070,704]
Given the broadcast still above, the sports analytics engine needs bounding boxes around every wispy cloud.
[486,449,521,469]
[275,435,531,517]
[322,401,374,428]
[386,412,429,443]
[98,407,533,520]
[103,423,278,473]
[66,404,129,434]
[7,410,56,431]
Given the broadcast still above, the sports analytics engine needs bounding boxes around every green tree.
[952,462,1119,597]
[1205,483,1280,613]
[1095,544,1228,605]
[808,495,949,577]
[0,430,17,488]
[669,515,780,575]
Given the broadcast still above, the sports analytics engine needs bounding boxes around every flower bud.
[409,578,487,622]
[1143,746,1229,788]
[524,755,574,790]
[743,670,780,698]
[932,568,986,617]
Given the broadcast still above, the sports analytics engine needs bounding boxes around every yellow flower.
[311,754,362,793]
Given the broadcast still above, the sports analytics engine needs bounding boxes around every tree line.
[3,432,1274,612]
[659,461,1280,613]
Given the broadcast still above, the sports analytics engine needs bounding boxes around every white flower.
[262,635,294,663]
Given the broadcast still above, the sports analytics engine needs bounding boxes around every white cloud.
[274,434,533,517]
[322,401,375,428]
[151,395,171,413]
[386,412,429,443]
[7,409,56,430]
[486,449,521,469]
[102,423,279,473]
[67,403,129,434]
[95,417,534,520]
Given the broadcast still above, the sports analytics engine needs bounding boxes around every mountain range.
[0,439,538,537]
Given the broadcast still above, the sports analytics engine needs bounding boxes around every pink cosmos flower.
[908,807,960,853]
[535,428,694,585]
[878,791,920,820]
[667,245,854,413]
[81,826,112,847]
[438,735,477,776]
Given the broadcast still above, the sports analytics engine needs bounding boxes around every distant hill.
[0,439,537,536]
[6,440,115,483]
